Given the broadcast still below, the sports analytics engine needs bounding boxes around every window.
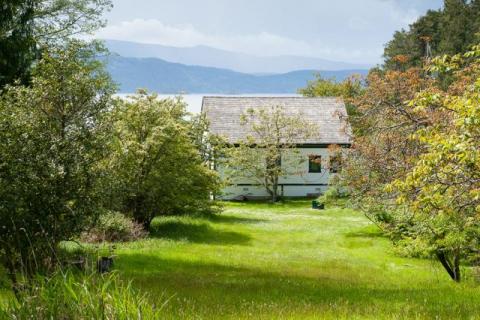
[329,154,342,173]
[308,155,322,173]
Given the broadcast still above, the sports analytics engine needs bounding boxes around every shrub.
[108,91,220,230]
[0,272,165,319]
[81,211,146,243]
[323,187,339,202]
[318,186,348,207]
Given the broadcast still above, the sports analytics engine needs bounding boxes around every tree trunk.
[271,176,279,203]
[453,253,461,282]
[272,188,277,203]
[142,218,152,231]
[436,251,461,282]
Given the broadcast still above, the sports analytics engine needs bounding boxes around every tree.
[0,0,112,88]
[0,0,37,87]
[387,46,480,282]
[224,106,316,202]
[383,0,480,70]
[299,74,364,117]
[0,41,114,287]
[384,10,443,70]
[33,0,113,45]
[108,91,219,229]
[337,44,480,281]
[335,67,432,223]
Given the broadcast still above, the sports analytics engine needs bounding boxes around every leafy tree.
[108,91,219,229]
[336,67,432,223]
[299,74,363,99]
[0,0,112,88]
[224,106,316,202]
[0,0,36,87]
[299,74,364,117]
[387,46,480,282]
[33,0,113,45]
[338,44,480,281]
[0,41,114,287]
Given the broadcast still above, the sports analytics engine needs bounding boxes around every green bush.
[81,211,146,243]
[323,187,339,201]
[0,272,165,319]
[318,186,349,207]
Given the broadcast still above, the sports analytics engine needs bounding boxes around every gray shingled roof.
[202,96,352,144]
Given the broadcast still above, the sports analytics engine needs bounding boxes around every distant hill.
[105,54,368,94]
[104,40,371,74]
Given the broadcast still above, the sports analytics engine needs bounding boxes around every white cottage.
[202,96,352,199]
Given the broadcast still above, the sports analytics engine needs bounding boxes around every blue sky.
[97,0,443,64]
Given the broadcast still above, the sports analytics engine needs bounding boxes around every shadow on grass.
[149,220,251,245]
[199,213,268,225]
[116,254,476,319]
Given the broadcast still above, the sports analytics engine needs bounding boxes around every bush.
[108,91,220,230]
[323,187,339,201]
[0,272,164,319]
[318,186,348,207]
[81,211,146,243]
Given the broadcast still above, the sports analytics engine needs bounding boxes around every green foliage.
[0,0,111,88]
[0,40,114,278]
[108,91,220,229]
[0,0,37,88]
[387,46,480,282]
[81,211,147,243]
[299,74,364,116]
[299,74,363,100]
[339,44,480,281]
[318,187,341,205]
[34,0,113,45]
[0,272,164,319]
[384,0,480,70]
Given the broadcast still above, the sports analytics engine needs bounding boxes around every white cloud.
[99,0,442,64]
[96,19,313,57]
[96,18,386,63]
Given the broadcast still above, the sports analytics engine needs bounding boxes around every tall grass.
[0,272,166,319]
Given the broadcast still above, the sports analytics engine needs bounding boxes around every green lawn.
[112,200,479,319]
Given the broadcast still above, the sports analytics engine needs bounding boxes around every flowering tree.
[224,106,316,202]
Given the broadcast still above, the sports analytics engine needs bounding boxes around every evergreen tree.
[383,0,480,70]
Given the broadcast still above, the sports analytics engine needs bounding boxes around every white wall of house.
[217,147,336,199]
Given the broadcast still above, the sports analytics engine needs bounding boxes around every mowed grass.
[112,200,480,319]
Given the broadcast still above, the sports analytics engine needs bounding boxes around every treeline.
[384,0,480,70]
[301,0,480,282]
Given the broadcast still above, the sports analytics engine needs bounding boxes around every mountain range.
[103,40,370,94]
[106,54,368,94]
[105,40,371,74]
